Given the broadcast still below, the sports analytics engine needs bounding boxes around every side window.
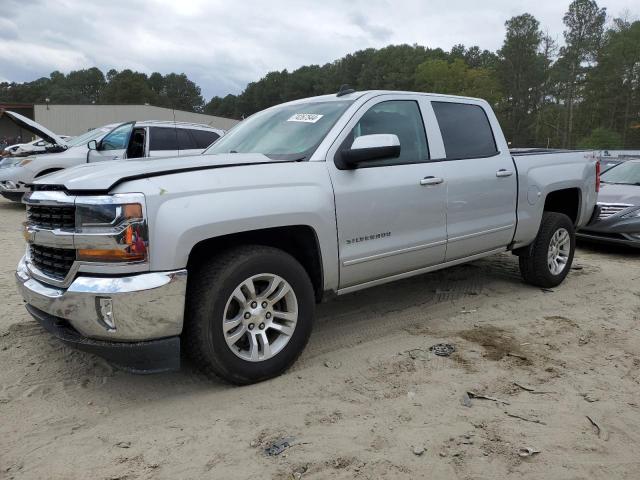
[190,129,220,149]
[176,129,197,150]
[101,123,134,151]
[432,102,498,159]
[341,100,428,167]
[149,127,178,151]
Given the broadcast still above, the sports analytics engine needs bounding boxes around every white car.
[0,111,225,202]
[3,136,72,156]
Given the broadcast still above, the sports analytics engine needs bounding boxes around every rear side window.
[191,129,220,149]
[149,127,178,151]
[432,102,497,159]
[176,129,197,150]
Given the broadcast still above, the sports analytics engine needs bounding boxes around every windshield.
[601,161,640,185]
[205,100,353,160]
[66,127,112,147]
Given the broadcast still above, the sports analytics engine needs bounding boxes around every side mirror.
[87,139,98,151]
[339,134,400,168]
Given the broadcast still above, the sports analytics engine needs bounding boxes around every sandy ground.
[1,197,640,480]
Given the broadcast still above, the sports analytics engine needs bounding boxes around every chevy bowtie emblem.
[22,223,36,243]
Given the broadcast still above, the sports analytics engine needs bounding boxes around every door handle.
[496,169,513,177]
[420,176,444,186]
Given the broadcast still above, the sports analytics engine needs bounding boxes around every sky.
[0,0,636,100]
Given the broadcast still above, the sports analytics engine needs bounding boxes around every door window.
[100,123,134,151]
[432,102,498,159]
[149,127,179,151]
[340,100,428,167]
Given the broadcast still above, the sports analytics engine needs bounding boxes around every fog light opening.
[96,297,116,331]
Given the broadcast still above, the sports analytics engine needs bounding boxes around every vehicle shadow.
[1,253,528,403]
[0,199,25,211]
[577,240,639,257]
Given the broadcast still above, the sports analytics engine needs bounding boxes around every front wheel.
[184,246,315,384]
[519,212,575,288]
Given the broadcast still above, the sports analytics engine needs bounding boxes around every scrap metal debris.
[264,437,295,456]
[513,382,556,395]
[467,391,510,405]
[429,343,456,357]
[507,352,528,361]
[504,411,547,425]
[518,447,541,458]
[586,416,608,440]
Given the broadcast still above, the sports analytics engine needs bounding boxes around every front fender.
[115,162,339,292]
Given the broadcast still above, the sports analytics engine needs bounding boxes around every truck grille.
[27,205,75,230]
[597,203,632,220]
[29,245,76,280]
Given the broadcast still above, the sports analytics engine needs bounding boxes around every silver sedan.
[578,160,640,247]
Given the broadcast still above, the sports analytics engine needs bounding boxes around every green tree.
[577,127,623,148]
[584,19,640,148]
[496,13,545,146]
[100,69,158,104]
[415,58,501,104]
[557,0,606,147]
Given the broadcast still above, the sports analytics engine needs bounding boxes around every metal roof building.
[0,103,238,141]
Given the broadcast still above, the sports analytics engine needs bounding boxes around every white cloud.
[0,0,636,99]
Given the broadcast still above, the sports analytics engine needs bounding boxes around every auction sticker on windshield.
[287,113,324,123]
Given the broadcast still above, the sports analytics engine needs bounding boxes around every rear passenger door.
[148,126,179,157]
[429,100,517,261]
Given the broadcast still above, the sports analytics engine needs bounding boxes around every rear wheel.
[519,212,575,288]
[184,246,315,384]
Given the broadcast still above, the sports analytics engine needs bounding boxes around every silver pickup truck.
[15,90,598,384]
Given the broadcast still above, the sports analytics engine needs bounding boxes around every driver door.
[326,95,448,290]
[89,122,134,162]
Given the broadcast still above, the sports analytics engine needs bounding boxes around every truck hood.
[598,183,640,206]
[2,110,68,148]
[33,153,290,191]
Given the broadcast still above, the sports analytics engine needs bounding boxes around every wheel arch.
[542,187,582,225]
[187,225,326,302]
[34,167,64,178]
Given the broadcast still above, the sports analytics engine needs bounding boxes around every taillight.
[595,161,601,192]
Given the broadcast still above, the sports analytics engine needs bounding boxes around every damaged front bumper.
[0,165,31,201]
[577,205,640,247]
[15,257,188,373]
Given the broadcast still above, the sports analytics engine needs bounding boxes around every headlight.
[18,157,34,167]
[0,157,23,168]
[621,208,640,219]
[75,194,148,263]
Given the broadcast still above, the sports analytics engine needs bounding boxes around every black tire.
[519,212,576,288]
[183,245,315,385]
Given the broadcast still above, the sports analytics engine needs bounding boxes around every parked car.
[599,157,623,172]
[0,111,225,202]
[577,160,640,247]
[3,136,72,156]
[15,90,598,384]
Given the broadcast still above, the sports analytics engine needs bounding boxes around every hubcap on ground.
[222,273,298,362]
[547,228,570,275]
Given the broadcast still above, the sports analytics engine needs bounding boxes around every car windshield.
[204,100,353,160]
[601,161,640,185]
[65,127,112,147]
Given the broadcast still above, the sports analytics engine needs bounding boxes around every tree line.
[1,0,638,149]
[0,68,205,114]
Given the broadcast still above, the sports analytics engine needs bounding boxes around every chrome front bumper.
[16,256,188,342]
